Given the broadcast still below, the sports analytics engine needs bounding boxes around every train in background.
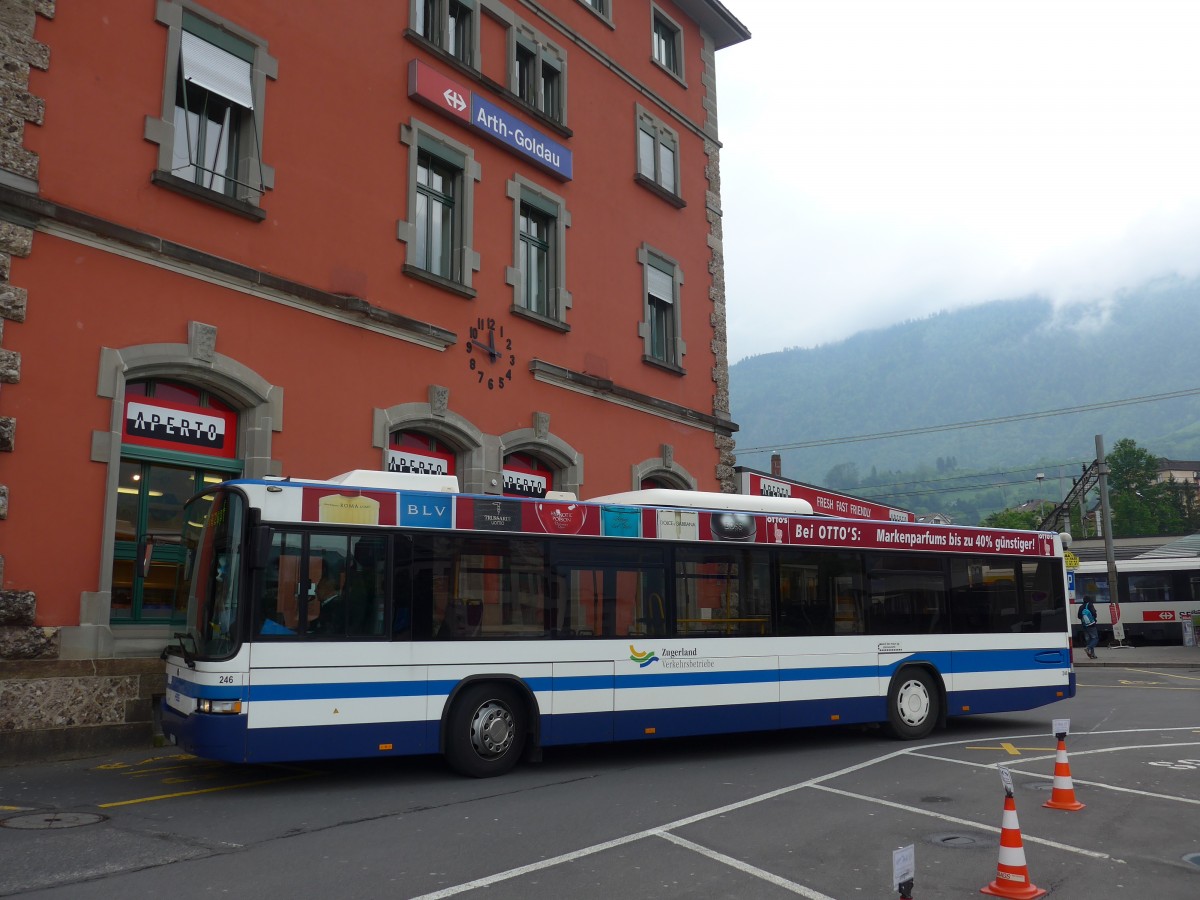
[1072,557,1200,643]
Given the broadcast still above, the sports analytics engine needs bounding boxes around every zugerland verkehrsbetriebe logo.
[629,646,714,669]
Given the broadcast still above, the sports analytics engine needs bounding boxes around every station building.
[0,0,749,759]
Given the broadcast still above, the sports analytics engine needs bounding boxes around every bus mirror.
[136,536,155,579]
[248,525,273,569]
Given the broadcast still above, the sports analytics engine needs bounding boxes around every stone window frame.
[632,446,697,491]
[500,416,583,498]
[650,3,686,85]
[410,0,480,68]
[70,324,282,658]
[479,0,570,128]
[575,0,613,26]
[637,243,686,373]
[398,119,482,296]
[506,174,571,330]
[634,103,685,208]
[373,387,492,493]
[144,0,278,220]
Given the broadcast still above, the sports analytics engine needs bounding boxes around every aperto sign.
[123,398,237,459]
[407,60,573,181]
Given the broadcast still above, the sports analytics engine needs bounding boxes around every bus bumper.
[161,699,248,762]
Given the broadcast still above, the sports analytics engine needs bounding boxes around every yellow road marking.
[1123,668,1200,682]
[966,742,1055,756]
[0,805,29,811]
[98,771,318,808]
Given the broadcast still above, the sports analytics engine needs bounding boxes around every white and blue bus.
[161,470,1075,777]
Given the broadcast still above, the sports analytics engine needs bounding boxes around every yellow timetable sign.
[1063,550,1080,570]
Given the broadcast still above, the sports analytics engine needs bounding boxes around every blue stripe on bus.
[163,679,1069,764]
[247,680,459,702]
[244,720,437,763]
[229,647,1068,704]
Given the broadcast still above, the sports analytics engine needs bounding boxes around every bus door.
[545,543,668,744]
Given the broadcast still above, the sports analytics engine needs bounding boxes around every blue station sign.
[408,60,573,181]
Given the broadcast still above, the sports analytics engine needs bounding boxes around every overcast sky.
[717,0,1200,362]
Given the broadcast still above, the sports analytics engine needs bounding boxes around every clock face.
[465,316,516,390]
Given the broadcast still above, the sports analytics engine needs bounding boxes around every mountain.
[728,276,1200,520]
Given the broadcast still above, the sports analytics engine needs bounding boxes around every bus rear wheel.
[886,668,939,740]
[445,683,527,778]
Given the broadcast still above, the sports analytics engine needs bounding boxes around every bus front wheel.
[445,683,527,778]
[886,668,939,740]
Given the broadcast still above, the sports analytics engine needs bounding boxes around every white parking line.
[408,728,1196,899]
[658,832,838,899]
[810,784,1121,862]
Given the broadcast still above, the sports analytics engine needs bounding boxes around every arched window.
[503,452,554,499]
[111,379,243,624]
[387,430,458,478]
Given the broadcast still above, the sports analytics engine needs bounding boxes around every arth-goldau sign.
[408,60,573,181]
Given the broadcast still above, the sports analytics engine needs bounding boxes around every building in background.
[0,0,749,759]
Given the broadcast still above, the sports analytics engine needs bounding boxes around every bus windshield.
[178,488,246,659]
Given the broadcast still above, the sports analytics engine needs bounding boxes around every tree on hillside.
[1106,437,1197,537]
[980,507,1040,530]
[824,462,860,491]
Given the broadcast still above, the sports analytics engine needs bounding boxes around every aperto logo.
[629,645,659,668]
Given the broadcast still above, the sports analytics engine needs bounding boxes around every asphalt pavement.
[1072,641,1200,667]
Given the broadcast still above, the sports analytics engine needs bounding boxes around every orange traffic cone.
[981,792,1046,899]
[1043,737,1085,811]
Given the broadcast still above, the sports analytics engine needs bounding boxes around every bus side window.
[346,535,387,636]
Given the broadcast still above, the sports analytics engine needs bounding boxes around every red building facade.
[0,1,748,752]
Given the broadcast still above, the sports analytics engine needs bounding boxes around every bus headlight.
[197,699,243,714]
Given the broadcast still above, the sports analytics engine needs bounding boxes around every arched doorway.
[111,379,243,624]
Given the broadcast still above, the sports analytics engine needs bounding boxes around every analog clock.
[465,316,516,390]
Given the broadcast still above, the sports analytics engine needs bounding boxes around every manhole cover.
[926,832,997,849]
[920,796,954,803]
[1183,852,1200,869]
[1,812,106,830]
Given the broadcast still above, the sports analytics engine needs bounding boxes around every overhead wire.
[735,387,1200,455]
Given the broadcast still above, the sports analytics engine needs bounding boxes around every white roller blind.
[647,265,674,303]
[181,30,254,110]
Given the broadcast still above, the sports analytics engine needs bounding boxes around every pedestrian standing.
[1079,597,1100,659]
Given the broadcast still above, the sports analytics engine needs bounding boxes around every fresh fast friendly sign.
[407,60,573,181]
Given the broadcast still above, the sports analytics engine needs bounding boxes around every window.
[507,176,571,326]
[400,122,480,291]
[508,26,567,123]
[865,555,948,635]
[638,246,685,368]
[577,0,609,16]
[257,532,389,639]
[947,557,1069,634]
[147,4,275,214]
[412,0,477,66]
[675,548,772,637]
[415,150,458,279]
[651,7,683,79]
[635,105,682,203]
[519,203,551,316]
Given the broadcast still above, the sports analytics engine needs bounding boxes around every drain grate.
[1,812,106,830]
[926,831,997,849]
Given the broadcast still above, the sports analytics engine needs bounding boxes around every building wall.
[0,0,747,757]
